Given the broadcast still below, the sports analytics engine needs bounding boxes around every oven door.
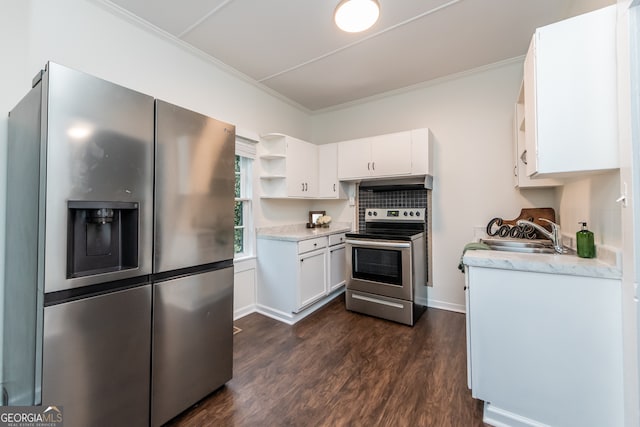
[345,238,413,301]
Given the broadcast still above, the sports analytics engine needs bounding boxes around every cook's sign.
[486,217,537,239]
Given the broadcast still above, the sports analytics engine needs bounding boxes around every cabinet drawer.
[329,233,346,246]
[298,237,327,254]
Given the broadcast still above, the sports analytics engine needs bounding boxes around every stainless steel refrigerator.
[150,100,235,427]
[3,63,235,427]
[3,62,154,426]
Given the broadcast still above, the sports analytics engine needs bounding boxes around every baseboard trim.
[243,293,465,321]
[234,304,257,320]
[424,297,466,314]
[255,305,296,325]
[483,402,549,427]
[256,289,345,325]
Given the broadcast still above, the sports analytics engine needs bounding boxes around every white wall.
[556,171,622,248]
[311,60,557,311]
[233,259,257,319]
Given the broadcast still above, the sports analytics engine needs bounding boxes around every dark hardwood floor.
[166,294,486,427]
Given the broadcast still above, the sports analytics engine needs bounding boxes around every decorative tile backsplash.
[358,187,428,230]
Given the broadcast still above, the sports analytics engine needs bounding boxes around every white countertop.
[257,222,352,242]
[463,249,621,280]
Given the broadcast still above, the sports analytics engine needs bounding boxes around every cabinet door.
[410,128,431,175]
[526,6,617,177]
[514,89,561,188]
[370,132,411,177]
[318,143,339,198]
[328,244,346,292]
[286,137,318,197]
[523,37,538,178]
[337,138,371,179]
[297,249,327,311]
[512,103,521,187]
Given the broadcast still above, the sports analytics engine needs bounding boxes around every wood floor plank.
[166,294,486,427]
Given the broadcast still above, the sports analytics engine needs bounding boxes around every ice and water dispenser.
[67,201,139,278]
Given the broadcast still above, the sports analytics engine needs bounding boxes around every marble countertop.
[463,249,622,280]
[257,222,352,242]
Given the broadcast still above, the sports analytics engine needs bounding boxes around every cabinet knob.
[301,183,304,191]
[372,162,375,170]
[367,162,370,170]
[333,183,336,192]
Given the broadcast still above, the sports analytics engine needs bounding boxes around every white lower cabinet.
[328,234,346,292]
[257,232,346,322]
[466,266,623,426]
[298,248,327,309]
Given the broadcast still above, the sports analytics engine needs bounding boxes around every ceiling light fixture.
[334,0,380,33]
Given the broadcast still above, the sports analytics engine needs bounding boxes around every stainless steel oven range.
[345,208,427,325]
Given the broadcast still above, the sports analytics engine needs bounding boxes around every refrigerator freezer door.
[151,266,233,427]
[154,100,235,273]
[42,285,152,427]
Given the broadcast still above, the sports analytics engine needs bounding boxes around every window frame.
[234,140,255,260]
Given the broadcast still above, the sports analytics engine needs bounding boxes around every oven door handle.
[345,239,411,249]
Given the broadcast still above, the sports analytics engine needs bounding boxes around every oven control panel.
[365,208,425,221]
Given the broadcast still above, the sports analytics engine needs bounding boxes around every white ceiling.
[104,0,614,111]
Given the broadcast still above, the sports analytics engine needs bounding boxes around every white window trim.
[236,134,257,159]
[234,134,257,260]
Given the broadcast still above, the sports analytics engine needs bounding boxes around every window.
[234,136,256,259]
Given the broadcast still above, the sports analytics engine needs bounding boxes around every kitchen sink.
[479,238,557,254]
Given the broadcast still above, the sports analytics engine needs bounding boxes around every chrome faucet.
[516,218,564,254]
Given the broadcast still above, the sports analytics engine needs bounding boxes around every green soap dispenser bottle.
[576,222,595,258]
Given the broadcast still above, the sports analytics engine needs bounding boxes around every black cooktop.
[348,208,426,241]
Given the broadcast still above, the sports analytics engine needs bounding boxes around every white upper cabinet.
[369,132,412,176]
[513,83,562,188]
[337,137,371,179]
[260,128,432,198]
[318,143,347,199]
[285,137,318,197]
[259,133,318,198]
[524,5,618,177]
[337,128,432,180]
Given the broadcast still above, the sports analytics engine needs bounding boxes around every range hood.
[358,175,433,191]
